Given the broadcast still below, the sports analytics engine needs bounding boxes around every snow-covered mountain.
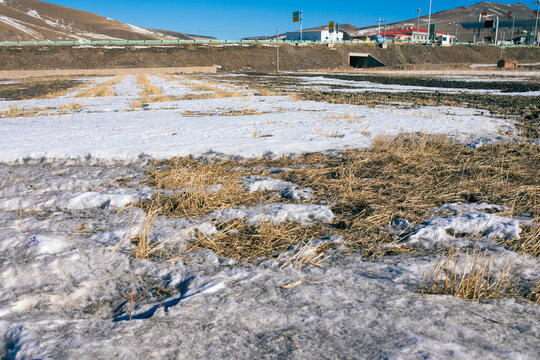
[0,0,214,41]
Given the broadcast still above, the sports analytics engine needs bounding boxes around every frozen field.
[0,72,539,359]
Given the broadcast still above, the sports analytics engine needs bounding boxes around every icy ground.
[0,73,539,358]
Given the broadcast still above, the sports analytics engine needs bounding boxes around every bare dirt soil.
[290,73,540,92]
[0,78,83,100]
[1,43,539,72]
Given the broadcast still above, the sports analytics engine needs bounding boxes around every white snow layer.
[243,175,313,200]
[404,203,523,249]
[0,75,514,163]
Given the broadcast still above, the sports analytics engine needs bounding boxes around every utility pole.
[511,13,515,44]
[427,0,432,44]
[378,17,382,37]
[455,22,458,42]
[494,16,499,45]
[383,19,387,40]
[416,9,422,39]
[276,28,279,73]
[300,10,303,41]
[534,1,540,46]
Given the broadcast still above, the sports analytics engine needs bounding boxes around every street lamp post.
[511,13,515,44]
[383,18,387,40]
[426,0,433,44]
[534,1,540,46]
[416,8,422,40]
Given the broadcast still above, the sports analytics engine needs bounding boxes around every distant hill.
[245,2,535,42]
[351,1,535,42]
[0,0,215,41]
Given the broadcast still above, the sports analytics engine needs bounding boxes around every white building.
[286,30,344,42]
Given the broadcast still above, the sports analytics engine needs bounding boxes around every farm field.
[0,70,539,359]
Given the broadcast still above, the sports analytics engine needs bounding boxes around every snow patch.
[243,175,313,200]
[0,16,42,39]
[27,234,71,255]
[405,203,522,249]
[26,10,42,20]
[66,192,138,209]
[124,24,156,36]
[211,203,334,225]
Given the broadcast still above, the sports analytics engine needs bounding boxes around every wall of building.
[286,31,344,42]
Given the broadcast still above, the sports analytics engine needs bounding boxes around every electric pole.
[276,28,279,73]
[300,10,303,41]
[494,16,499,45]
[534,1,540,46]
[511,13,515,44]
[416,9,422,39]
[427,0,433,44]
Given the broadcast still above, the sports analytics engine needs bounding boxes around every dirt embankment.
[0,43,539,72]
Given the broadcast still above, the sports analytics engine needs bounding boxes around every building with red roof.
[359,27,455,44]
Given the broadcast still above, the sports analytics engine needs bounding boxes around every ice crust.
[0,162,538,359]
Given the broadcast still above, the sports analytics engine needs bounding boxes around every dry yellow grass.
[76,77,120,97]
[58,101,83,112]
[129,132,538,287]
[130,75,178,105]
[132,208,159,259]
[269,134,539,250]
[421,246,527,302]
[0,102,83,118]
[181,109,265,117]
[137,75,162,96]
[0,105,50,118]
[189,219,327,263]
[179,81,242,100]
[40,80,96,99]
[138,158,268,220]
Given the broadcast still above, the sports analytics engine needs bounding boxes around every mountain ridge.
[0,0,215,41]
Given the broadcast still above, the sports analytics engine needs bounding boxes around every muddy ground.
[287,73,540,92]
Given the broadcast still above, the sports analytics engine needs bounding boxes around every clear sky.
[44,1,522,39]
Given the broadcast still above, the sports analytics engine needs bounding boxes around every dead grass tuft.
[421,246,528,302]
[189,219,327,263]
[138,158,269,219]
[76,77,119,97]
[269,134,539,251]
[131,134,538,268]
[137,75,163,96]
[180,81,242,100]
[499,224,540,257]
[131,208,159,259]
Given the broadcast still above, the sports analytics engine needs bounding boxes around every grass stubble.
[129,132,539,302]
[55,72,535,303]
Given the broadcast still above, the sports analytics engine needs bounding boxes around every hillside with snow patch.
[0,0,214,41]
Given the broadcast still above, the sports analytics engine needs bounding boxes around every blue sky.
[45,1,518,39]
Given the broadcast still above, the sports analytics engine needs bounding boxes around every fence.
[0,38,536,47]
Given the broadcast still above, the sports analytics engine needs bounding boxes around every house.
[286,30,344,42]
[368,27,455,44]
